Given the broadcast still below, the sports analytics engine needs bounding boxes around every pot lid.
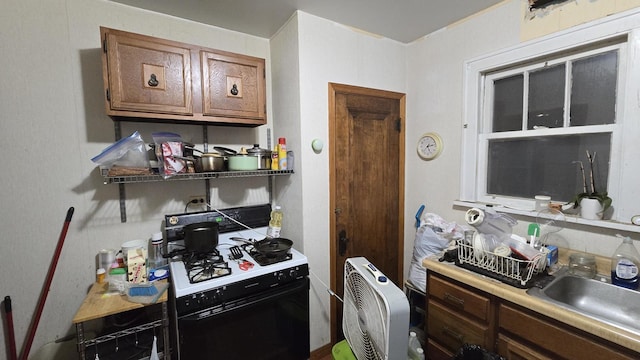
[247,144,271,155]
[213,146,238,156]
[201,152,223,158]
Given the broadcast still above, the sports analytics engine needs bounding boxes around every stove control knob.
[198,293,207,304]
[213,289,223,299]
[289,269,298,278]
[277,271,286,281]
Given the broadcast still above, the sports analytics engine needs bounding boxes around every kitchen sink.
[527,268,640,336]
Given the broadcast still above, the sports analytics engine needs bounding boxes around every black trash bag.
[453,344,506,360]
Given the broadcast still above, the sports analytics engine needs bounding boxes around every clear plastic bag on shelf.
[91,131,150,175]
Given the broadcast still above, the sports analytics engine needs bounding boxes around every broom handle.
[19,207,74,360]
[4,296,17,360]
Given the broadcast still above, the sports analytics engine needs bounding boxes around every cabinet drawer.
[499,303,636,360]
[428,273,491,322]
[428,300,490,353]
[426,338,453,360]
[497,334,553,360]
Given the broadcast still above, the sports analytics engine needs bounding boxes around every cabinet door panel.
[499,304,636,360]
[497,334,553,360]
[426,338,453,360]
[428,274,491,322]
[201,51,265,120]
[105,33,193,115]
[428,301,489,353]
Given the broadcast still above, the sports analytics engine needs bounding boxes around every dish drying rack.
[455,239,545,288]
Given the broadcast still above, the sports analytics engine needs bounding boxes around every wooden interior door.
[329,83,405,344]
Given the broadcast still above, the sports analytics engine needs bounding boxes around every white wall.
[0,0,273,357]
[271,11,408,349]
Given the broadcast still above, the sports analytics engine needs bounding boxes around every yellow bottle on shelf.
[271,145,279,170]
[278,138,287,170]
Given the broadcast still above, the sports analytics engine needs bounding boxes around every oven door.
[176,278,310,360]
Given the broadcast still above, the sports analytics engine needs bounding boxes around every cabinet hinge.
[396,119,401,132]
[102,38,107,53]
[263,68,266,79]
[106,88,110,102]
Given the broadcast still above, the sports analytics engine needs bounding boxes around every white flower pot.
[580,198,603,220]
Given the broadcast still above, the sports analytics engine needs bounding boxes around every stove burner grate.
[183,250,231,283]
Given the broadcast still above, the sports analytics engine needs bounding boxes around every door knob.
[338,230,349,257]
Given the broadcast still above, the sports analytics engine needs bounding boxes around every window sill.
[453,200,640,234]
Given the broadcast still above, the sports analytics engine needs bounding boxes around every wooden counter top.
[423,257,640,353]
[72,281,168,324]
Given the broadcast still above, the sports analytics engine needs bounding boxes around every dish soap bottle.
[267,206,283,238]
[611,235,640,290]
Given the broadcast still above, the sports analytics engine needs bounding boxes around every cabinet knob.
[148,74,159,87]
[230,84,239,96]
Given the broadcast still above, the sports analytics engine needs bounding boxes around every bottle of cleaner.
[267,205,283,238]
[611,235,640,290]
[278,137,287,170]
[271,145,279,170]
[408,331,424,360]
[150,232,166,271]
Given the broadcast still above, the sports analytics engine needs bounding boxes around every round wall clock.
[417,132,443,160]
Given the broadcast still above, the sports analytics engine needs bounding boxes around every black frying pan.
[253,238,293,258]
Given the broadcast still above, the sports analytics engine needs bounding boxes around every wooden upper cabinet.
[201,50,265,121]
[100,27,266,126]
[102,28,193,115]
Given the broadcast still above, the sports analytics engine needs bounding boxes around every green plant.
[569,150,612,212]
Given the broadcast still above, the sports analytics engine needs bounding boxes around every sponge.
[129,285,158,297]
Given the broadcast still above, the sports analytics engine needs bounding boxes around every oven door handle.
[180,278,309,322]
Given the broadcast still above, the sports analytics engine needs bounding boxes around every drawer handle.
[444,292,465,308]
[442,326,464,343]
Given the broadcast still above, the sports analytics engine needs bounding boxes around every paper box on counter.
[127,248,148,283]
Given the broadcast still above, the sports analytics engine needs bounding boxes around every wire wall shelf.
[101,168,294,184]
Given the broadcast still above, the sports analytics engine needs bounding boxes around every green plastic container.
[331,339,356,360]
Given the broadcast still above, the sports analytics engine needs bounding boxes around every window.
[461,11,640,224]
[483,46,619,202]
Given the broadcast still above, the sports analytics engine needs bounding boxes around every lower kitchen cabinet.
[426,271,639,360]
[426,272,496,357]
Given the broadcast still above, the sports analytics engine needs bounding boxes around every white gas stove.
[169,226,308,298]
[164,205,309,318]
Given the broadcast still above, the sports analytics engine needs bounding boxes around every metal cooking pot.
[253,237,293,258]
[219,147,259,171]
[196,153,225,172]
[183,221,219,253]
[247,144,272,170]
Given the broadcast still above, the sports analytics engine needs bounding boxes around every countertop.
[72,281,168,323]
[423,256,640,353]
